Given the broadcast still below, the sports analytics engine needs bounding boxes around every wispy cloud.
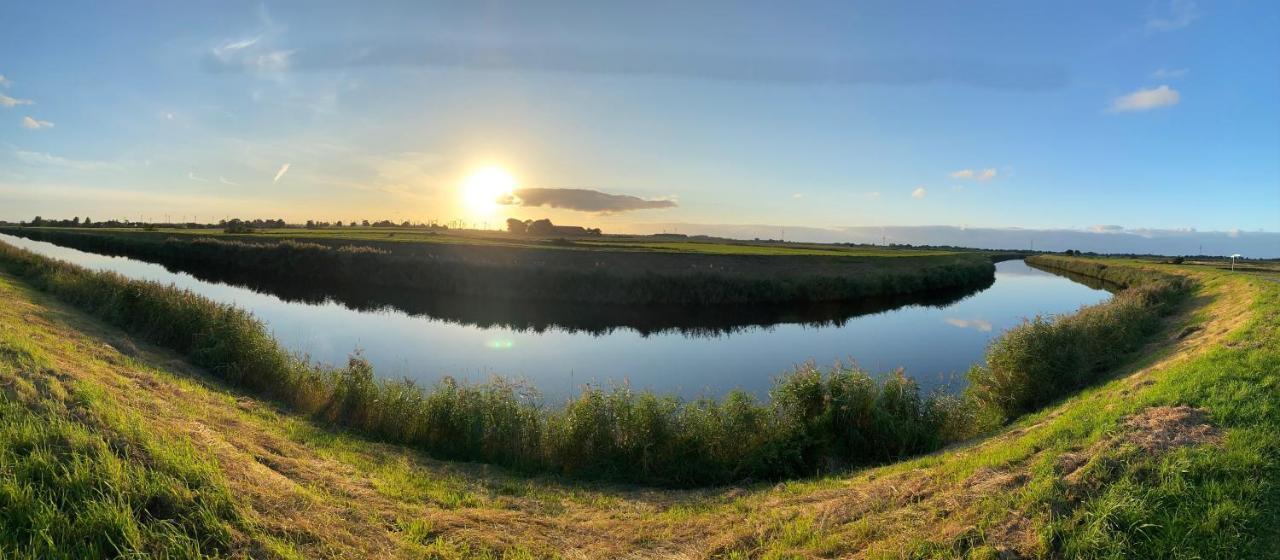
[911,187,927,199]
[206,30,293,76]
[0,93,33,107]
[1147,0,1199,31]
[949,168,998,181]
[21,116,53,129]
[14,150,123,172]
[218,176,239,186]
[1151,67,1189,79]
[273,163,291,183]
[187,171,209,182]
[498,188,676,213]
[1108,85,1180,112]
[0,74,10,88]
[792,193,804,199]
[863,191,881,200]
[1089,224,1126,233]
[202,38,1069,91]
[213,36,262,57]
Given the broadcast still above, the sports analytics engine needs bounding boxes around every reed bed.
[0,242,1190,486]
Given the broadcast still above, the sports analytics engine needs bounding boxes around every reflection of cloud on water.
[945,317,993,332]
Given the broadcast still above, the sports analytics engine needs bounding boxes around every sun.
[461,166,517,216]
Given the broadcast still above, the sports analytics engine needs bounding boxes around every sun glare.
[461,166,516,215]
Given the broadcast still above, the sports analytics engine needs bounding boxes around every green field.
[36,226,964,257]
[0,227,1000,307]
[0,250,1274,558]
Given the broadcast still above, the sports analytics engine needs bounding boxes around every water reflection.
[0,232,994,336]
[146,266,995,337]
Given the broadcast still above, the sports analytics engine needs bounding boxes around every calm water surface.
[1,233,1110,400]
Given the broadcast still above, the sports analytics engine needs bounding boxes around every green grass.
[39,226,958,257]
[0,294,246,559]
[0,250,1274,557]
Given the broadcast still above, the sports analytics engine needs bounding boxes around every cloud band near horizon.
[498,188,676,213]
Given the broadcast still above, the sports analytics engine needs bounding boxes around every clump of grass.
[966,255,1193,422]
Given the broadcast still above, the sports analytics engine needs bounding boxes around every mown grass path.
[0,259,1275,558]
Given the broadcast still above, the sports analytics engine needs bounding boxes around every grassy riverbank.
[0,239,1186,487]
[0,227,998,306]
[0,253,1273,557]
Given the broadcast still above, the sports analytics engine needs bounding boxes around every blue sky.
[1,1,1277,242]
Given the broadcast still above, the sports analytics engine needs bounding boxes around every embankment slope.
[0,258,1274,558]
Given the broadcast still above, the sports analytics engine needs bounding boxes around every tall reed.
[965,255,1192,422]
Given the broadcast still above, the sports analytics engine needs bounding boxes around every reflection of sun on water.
[461,166,516,216]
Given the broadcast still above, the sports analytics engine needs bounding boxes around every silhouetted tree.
[526,218,554,236]
[506,218,527,234]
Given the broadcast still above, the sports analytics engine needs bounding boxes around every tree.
[506,218,527,234]
[223,219,254,234]
[526,218,554,236]
[83,217,92,226]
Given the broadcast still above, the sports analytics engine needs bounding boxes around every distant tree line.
[16,216,452,232]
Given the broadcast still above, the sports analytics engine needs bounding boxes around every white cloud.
[187,171,209,182]
[1147,0,1199,31]
[209,35,293,75]
[911,187,927,199]
[1,94,33,107]
[863,191,881,200]
[21,116,53,129]
[213,36,262,58]
[791,192,804,199]
[273,163,291,183]
[218,176,239,186]
[1152,67,1190,79]
[1089,224,1126,233]
[949,168,998,181]
[14,150,123,172]
[0,74,10,87]
[1227,228,1241,238]
[1109,85,1180,112]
